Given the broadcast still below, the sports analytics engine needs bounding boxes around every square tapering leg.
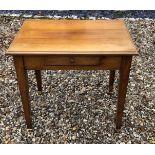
[116,56,132,129]
[35,70,42,91]
[13,56,32,129]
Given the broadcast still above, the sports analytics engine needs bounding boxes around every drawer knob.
[70,57,75,64]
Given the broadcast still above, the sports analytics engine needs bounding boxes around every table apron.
[21,55,122,70]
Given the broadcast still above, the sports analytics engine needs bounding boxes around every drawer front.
[23,55,121,70]
[45,56,101,66]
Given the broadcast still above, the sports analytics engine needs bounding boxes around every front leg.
[14,56,32,129]
[116,56,132,129]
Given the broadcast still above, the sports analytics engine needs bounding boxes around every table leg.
[116,56,132,129]
[109,70,115,92]
[13,56,32,129]
[35,70,42,91]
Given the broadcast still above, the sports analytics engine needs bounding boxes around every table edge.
[6,50,139,56]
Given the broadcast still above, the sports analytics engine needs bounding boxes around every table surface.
[7,20,138,55]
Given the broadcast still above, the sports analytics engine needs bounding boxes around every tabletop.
[7,20,138,55]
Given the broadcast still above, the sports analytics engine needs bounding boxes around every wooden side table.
[6,20,138,129]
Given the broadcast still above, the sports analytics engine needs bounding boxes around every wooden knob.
[70,57,75,63]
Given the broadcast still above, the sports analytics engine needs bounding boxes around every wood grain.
[7,20,138,55]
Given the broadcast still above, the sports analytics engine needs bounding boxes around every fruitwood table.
[7,20,138,129]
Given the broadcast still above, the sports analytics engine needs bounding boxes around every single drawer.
[45,56,101,66]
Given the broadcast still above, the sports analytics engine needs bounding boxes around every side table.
[6,20,138,129]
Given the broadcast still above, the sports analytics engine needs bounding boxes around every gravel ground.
[0,10,155,19]
[0,15,155,144]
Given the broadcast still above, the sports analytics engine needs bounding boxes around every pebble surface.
[0,10,155,19]
[0,15,155,144]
